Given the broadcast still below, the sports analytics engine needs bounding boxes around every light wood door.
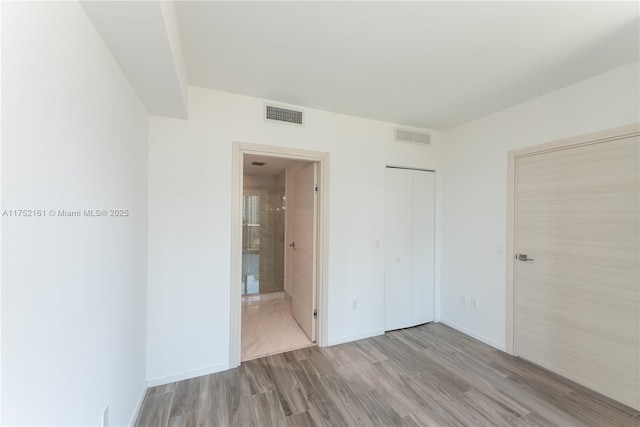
[515,135,640,409]
[291,163,317,341]
[385,168,436,331]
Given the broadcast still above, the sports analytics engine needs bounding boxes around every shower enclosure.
[242,173,285,295]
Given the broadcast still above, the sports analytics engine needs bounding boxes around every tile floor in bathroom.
[241,291,314,361]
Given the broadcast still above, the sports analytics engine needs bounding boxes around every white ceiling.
[175,1,639,130]
[82,1,189,118]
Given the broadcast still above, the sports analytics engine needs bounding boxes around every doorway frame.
[230,141,330,368]
[505,122,640,355]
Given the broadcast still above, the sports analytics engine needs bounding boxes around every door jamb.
[505,123,640,355]
[230,142,330,368]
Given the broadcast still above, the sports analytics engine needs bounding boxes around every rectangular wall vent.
[265,104,304,126]
[395,128,431,145]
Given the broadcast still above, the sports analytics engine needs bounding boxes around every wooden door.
[291,163,317,341]
[515,135,640,409]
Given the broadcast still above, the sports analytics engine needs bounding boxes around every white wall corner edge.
[128,383,149,427]
[158,0,189,117]
[146,362,230,388]
[327,329,385,347]
[438,319,506,352]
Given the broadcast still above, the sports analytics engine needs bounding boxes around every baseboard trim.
[438,319,506,352]
[328,329,385,346]
[147,362,230,388]
[128,383,148,427]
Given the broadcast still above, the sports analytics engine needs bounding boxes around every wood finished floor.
[136,323,640,427]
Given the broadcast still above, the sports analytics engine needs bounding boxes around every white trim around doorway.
[230,142,330,368]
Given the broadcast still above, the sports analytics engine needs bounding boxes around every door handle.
[289,242,295,248]
[517,254,534,262]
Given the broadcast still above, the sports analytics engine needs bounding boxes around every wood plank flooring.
[135,323,640,426]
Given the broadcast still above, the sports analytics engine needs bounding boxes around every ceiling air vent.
[395,128,431,145]
[265,104,304,126]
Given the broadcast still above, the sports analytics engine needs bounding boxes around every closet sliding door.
[384,168,413,330]
[411,170,436,325]
[385,167,435,331]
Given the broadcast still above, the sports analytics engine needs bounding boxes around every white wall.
[158,0,189,114]
[440,61,640,350]
[2,2,148,425]
[0,0,4,419]
[147,87,443,383]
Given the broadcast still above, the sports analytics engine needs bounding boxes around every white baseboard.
[147,362,230,388]
[438,319,506,352]
[328,329,385,346]
[128,383,148,427]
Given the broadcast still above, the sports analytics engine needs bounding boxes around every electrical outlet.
[352,300,357,310]
[459,294,465,305]
[496,243,504,255]
[102,405,109,427]
[470,298,478,309]
[375,239,381,249]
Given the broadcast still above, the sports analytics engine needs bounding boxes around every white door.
[291,163,317,341]
[384,168,413,330]
[385,168,436,331]
[515,135,640,409]
[410,170,436,325]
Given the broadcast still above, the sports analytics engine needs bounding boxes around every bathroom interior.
[241,154,315,361]
[242,171,285,296]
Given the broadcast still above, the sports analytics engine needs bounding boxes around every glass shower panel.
[242,183,285,295]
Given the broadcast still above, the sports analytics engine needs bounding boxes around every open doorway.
[230,142,329,368]
[241,155,288,297]
[241,155,315,361]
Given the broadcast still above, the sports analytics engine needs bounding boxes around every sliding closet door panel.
[385,168,436,330]
[411,171,435,325]
[515,135,640,409]
[411,170,436,325]
[384,168,413,331]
